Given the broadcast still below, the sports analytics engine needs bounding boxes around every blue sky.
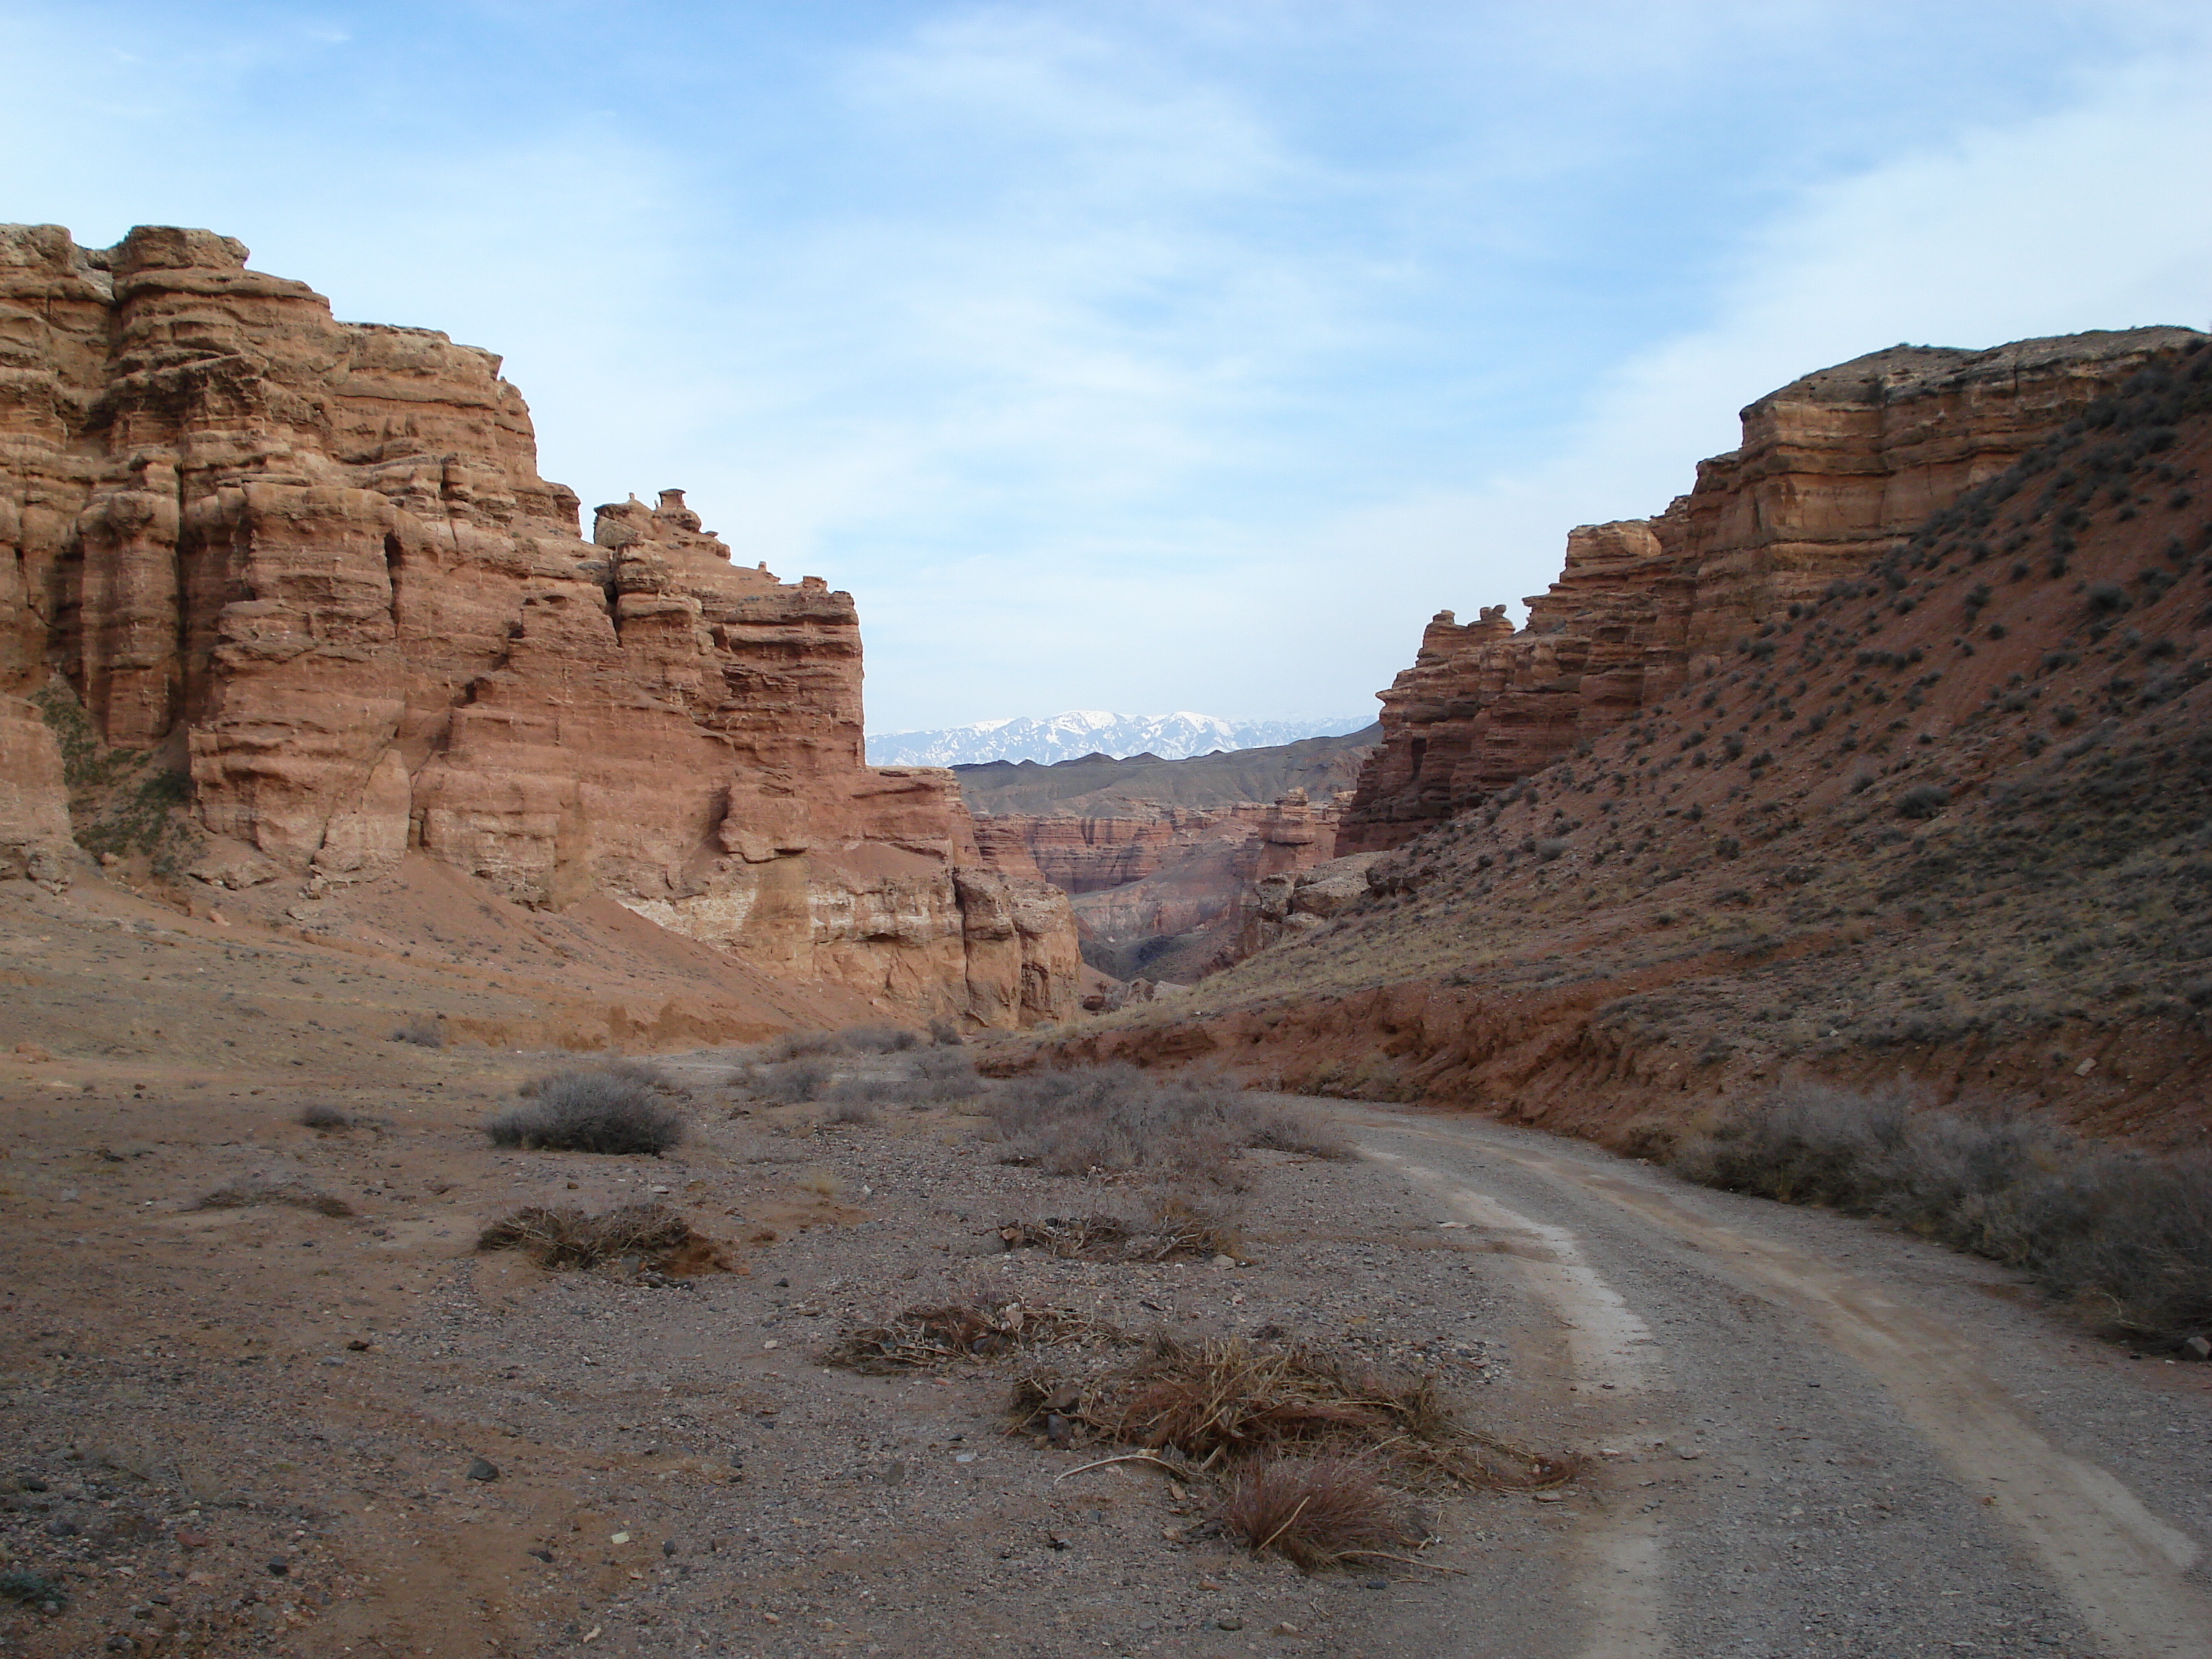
[6,1,2208,732]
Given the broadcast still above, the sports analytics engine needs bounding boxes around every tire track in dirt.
[1362,1143,1671,1659]
[1359,1112,2211,1659]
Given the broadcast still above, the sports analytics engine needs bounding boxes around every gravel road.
[1336,1104,2212,1659]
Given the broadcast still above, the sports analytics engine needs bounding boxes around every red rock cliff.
[0,223,1076,1026]
[1338,329,2203,853]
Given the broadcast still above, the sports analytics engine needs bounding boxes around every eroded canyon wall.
[0,222,1075,1025]
[1339,329,2205,853]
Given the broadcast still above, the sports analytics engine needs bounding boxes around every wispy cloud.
[2,2,2206,729]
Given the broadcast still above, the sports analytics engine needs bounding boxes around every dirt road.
[1339,1105,2212,1658]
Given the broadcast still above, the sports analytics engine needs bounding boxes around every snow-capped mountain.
[865,711,1371,768]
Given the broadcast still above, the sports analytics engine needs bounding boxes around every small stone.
[346,1339,371,1352]
[266,1560,289,1577]
[763,1340,779,1351]
[954,1452,976,1465]
[1274,1623,1302,1635]
[527,1547,554,1563]
[1217,1617,1244,1631]
[465,1458,500,1483]
[1210,1254,1236,1270]
[1362,1577,1388,1590]
[174,1528,211,1550]
[2185,1336,2211,1362]
[1676,1447,1703,1460]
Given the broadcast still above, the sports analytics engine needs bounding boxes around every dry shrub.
[1015,1334,1573,1490]
[824,1296,1129,1375]
[296,1103,352,1131]
[1240,1101,1354,1161]
[476,1202,735,1274]
[838,1025,922,1053]
[821,1097,876,1127]
[829,1048,980,1112]
[751,1031,840,1062]
[1674,1084,2212,1346]
[988,1065,1349,1180]
[389,1016,441,1048]
[737,1058,834,1104]
[487,1070,685,1155]
[997,1191,1241,1263]
[189,1181,353,1218]
[1218,1455,1424,1571]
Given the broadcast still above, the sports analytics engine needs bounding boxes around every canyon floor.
[4,882,2211,1658]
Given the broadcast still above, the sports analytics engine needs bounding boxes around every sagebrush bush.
[1673,1084,2212,1346]
[986,1065,1347,1182]
[838,1025,921,1053]
[740,1058,833,1103]
[297,1103,352,1131]
[485,1070,685,1155]
[389,1016,441,1048]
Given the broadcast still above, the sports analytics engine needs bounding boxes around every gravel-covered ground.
[0,1044,1609,1659]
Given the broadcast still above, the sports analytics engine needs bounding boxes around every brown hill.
[1048,331,2212,1148]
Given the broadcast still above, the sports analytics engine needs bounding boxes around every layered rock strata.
[0,223,1075,1025]
[1339,329,2204,853]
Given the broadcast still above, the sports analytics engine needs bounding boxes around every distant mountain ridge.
[866,711,1370,767]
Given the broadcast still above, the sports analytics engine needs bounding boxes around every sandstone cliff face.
[1339,329,2205,853]
[0,223,1075,1026]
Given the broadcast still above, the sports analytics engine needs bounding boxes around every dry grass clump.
[297,1103,353,1131]
[189,1180,354,1218]
[476,1202,734,1274]
[1674,1083,2212,1347]
[486,1070,686,1155]
[1218,1455,1426,1571]
[986,1064,1344,1183]
[823,1296,1130,1374]
[996,1214,1222,1263]
[998,1191,1242,1262]
[1012,1334,1574,1491]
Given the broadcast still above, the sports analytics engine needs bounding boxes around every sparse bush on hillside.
[390,1016,442,1048]
[1897,785,1950,819]
[297,1103,352,1130]
[1673,1084,2212,1347]
[485,1070,685,1155]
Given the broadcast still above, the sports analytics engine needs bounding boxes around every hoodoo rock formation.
[0,223,1076,1025]
[1339,329,2205,853]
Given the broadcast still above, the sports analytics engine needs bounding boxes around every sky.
[4,1,2209,734]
